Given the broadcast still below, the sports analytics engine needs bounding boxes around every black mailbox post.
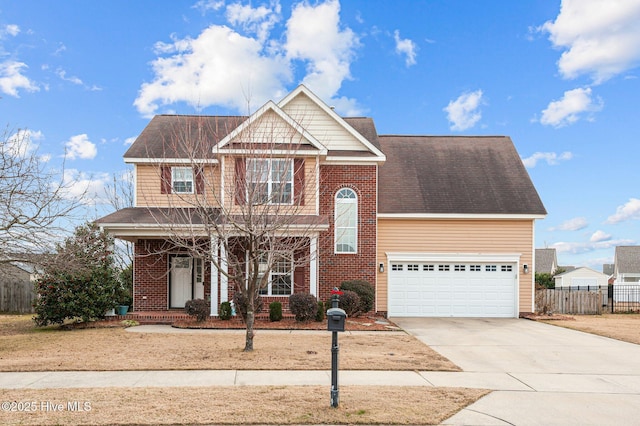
[327,288,347,408]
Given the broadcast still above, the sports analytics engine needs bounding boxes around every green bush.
[33,223,120,326]
[338,290,361,317]
[289,292,318,322]
[232,291,263,323]
[185,299,209,322]
[340,280,374,314]
[315,300,325,322]
[219,301,232,320]
[269,301,283,322]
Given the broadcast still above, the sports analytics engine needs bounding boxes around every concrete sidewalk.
[3,369,640,393]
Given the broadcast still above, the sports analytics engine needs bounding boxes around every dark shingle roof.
[535,248,558,274]
[614,246,640,274]
[125,115,381,160]
[377,136,547,215]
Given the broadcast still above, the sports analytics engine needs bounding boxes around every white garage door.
[388,261,517,317]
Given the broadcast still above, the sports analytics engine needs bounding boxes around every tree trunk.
[244,310,255,352]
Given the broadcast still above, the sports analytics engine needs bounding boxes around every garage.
[388,260,518,318]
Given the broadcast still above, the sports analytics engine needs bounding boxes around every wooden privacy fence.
[0,279,35,314]
[535,288,603,315]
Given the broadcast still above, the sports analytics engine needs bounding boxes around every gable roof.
[535,248,558,274]
[124,115,244,162]
[377,136,547,216]
[214,100,328,155]
[614,246,640,274]
[554,266,608,278]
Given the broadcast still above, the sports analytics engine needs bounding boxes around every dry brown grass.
[0,315,458,372]
[0,386,488,425]
[540,313,640,344]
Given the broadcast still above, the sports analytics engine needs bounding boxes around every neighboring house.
[535,248,558,275]
[554,267,609,288]
[97,85,546,318]
[613,246,640,284]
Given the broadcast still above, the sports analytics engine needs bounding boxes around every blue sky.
[1,0,639,271]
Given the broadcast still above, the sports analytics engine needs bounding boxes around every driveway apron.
[392,317,640,426]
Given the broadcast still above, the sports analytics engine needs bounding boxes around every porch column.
[220,239,229,302]
[310,236,318,297]
[210,237,219,316]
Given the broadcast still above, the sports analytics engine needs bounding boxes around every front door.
[170,255,193,308]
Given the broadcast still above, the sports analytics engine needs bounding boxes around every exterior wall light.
[379,263,384,273]
[523,264,529,274]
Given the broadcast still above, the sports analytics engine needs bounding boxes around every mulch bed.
[521,313,575,321]
[173,315,401,331]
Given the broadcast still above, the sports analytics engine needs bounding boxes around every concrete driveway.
[393,317,640,425]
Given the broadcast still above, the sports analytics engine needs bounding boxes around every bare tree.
[104,168,135,269]
[145,113,328,351]
[0,126,85,266]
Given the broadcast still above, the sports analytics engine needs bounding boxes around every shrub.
[338,290,361,317]
[340,280,374,314]
[315,300,325,322]
[289,292,318,322]
[232,291,263,323]
[219,301,232,320]
[185,299,209,322]
[269,301,283,322]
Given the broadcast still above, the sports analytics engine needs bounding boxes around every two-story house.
[97,85,546,318]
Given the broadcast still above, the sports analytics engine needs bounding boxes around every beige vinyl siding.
[377,218,535,314]
[282,93,368,152]
[237,110,310,145]
[223,156,318,215]
[135,164,221,208]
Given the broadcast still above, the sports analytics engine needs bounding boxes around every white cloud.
[550,217,588,232]
[56,68,83,85]
[135,0,361,117]
[61,169,111,205]
[4,129,44,157]
[2,24,20,37]
[552,238,634,254]
[606,198,640,224]
[124,136,137,146]
[540,0,640,83]
[226,2,281,42]
[65,134,97,160]
[285,0,360,111]
[134,25,291,117]
[443,90,483,131]
[393,30,417,67]
[192,0,225,14]
[0,60,39,97]
[539,87,603,127]
[522,151,573,168]
[590,230,611,242]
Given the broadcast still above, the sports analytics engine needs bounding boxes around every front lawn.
[540,313,640,344]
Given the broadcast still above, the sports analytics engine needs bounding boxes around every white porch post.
[210,237,219,316]
[220,239,229,302]
[310,236,318,297]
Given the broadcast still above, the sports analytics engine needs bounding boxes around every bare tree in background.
[146,114,328,351]
[0,126,85,267]
[104,168,135,268]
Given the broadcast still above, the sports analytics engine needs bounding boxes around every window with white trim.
[335,188,357,253]
[247,158,292,204]
[172,167,194,193]
[257,252,293,296]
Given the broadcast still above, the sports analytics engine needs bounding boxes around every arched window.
[335,188,357,253]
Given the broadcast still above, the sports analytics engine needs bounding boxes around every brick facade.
[317,164,377,305]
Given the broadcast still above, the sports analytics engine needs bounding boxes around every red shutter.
[234,158,246,205]
[160,166,171,194]
[195,166,204,194]
[294,158,305,206]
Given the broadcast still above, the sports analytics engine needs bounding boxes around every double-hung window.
[335,188,357,253]
[172,167,194,194]
[246,159,292,204]
[257,252,293,296]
